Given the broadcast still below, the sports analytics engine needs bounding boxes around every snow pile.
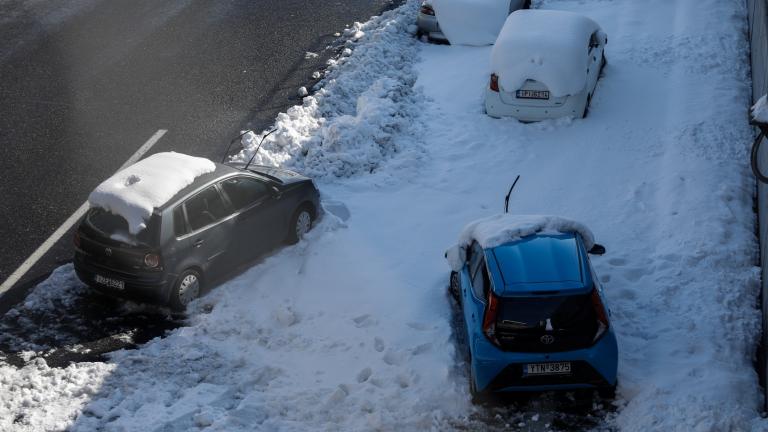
[752,94,768,124]
[491,10,601,97]
[432,0,510,46]
[446,214,596,271]
[233,0,423,178]
[88,152,215,234]
[0,358,115,432]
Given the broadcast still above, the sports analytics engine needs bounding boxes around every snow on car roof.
[446,214,596,271]
[88,152,216,234]
[491,10,601,97]
[432,0,511,46]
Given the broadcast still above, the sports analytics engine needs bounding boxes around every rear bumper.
[484,89,587,122]
[471,327,618,393]
[74,254,174,304]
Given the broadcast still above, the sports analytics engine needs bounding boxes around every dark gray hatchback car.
[74,162,320,310]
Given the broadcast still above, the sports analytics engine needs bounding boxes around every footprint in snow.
[617,289,638,300]
[396,374,410,388]
[407,322,432,331]
[352,314,377,328]
[373,337,385,353]
[411,343,432,356]
[621,267,647,282]
[608,257,628,266]
[357,367,373,383]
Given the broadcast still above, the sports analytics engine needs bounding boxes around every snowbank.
[445,214,596,271]
[432,0,510,46]
[88,152,215,234]
[491,9,601,97]
[232,1,423,178]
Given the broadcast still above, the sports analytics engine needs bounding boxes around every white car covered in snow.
[418,0,530,44]
[485,10,607,121]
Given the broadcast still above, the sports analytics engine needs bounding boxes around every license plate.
[95,274,124,290]
[525,362,572,376]
[516,90,550,100]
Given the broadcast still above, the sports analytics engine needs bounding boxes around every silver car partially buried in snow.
[417,0,530,43]
[485,10,607,121]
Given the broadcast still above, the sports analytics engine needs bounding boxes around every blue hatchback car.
[447,215,618,399]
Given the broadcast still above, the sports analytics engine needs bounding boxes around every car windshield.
[492,235,582,285]
[497,293,596,330]
[86,208,159,247]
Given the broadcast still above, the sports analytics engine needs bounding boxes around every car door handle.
[193,239,204,248]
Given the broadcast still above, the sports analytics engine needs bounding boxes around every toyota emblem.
[105,248,112,257]
[540,335,555,345]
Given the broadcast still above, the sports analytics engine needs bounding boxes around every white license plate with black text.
[516,90,550,100]
[525,362,572,375]
[95,274,124,290]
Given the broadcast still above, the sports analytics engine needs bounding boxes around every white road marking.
[0,129,168,297]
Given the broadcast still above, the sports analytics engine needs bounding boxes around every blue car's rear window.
[491,234,582,285]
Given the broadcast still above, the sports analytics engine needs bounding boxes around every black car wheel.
[169,269,202,311]
[449,271,460,302]
[286,205,314,245]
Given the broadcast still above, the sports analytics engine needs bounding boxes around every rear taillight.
[483,289,501,347]
[420,3,435,15]
[489,74,499,92]
[73,231,81,248]
[144,253,160,268]
[591,288,609,342]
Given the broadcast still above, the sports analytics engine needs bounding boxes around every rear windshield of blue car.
[491,234,582,285]
[86,208,159,247]
[497,293,596,330]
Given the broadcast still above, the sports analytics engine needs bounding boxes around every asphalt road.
[0,0,399,309]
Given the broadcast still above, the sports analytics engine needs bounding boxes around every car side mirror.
[588,244,606,255]
[445,245,467,271]
[598,31,608,45]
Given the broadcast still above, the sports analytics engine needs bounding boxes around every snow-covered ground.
[1,0,766,430]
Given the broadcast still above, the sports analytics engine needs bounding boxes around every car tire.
[169,269,202,311]
[286,205,314,245]
[449,271,460,303]
[582,94,592,118]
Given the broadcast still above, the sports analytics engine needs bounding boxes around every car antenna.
[243,128,278,171]
[504,175,521,214]
[220,129,255,163]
